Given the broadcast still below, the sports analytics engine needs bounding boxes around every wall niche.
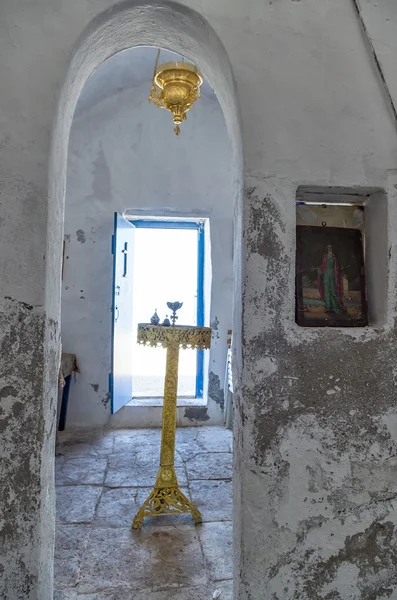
[295,186,387,328]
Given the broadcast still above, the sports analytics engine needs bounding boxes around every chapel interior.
[2,2,397,600]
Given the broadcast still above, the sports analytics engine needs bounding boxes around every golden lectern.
[132,322,211,529]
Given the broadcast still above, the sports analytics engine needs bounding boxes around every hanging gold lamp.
[148,50,203,136]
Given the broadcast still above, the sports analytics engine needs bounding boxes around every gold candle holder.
[132,324,211,529]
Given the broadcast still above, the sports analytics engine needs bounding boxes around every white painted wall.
[355,0,397,120]
[3,0,397,598]
[61,64,233,428]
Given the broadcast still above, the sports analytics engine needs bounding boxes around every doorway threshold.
[129,397,206,407]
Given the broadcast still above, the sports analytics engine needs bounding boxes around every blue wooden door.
[111,213,135,414]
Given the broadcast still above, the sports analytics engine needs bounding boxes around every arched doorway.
[49,2,243,598]
[61,45,235,429]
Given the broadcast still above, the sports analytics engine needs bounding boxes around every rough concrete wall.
[234,1,397,596]
[0,300,58,600]
[62,75,233,427]
[239,171,397,599]
[0,172,58,599]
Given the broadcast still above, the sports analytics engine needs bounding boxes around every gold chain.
[149,48,161,101]
[152,48,161,84]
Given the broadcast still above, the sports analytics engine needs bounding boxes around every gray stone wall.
[0,301,58,599]
[237,173,397,598]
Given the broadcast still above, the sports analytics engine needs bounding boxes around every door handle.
[114,306,119,322]
[122,242,128,277]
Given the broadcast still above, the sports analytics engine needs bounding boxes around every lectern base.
[132,482,202,530]
[133,324,211,529]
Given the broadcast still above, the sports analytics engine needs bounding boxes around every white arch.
[47,0,243,320]
[46,3,243,595]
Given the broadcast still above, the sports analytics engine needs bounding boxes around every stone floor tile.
[186,452,232,481]
[112,429,161,454]
[113,446,182,466]
[176,444,204,461]
[175,427,202,442]
[105,456,187,487]
[77,592,135,600]
[77,586,218,599]
[55,524,91,553]
[55,590,78,600]
[56,441,95,458]
[55,427,234,596]
[142,586,218,599]
[111,427,232,459]
[175,427,233,460]
[213,580,233,600]
[77,526,207,594]
[94,487,148,528]
[89,435,115,455]
[196,427,233,453]
[175,432,205,461]
[56,431,114,457]
[199,521,233,582]
[54,549,80,589]
[94,486,193,528]
[136,447,183,465]
[189,480,232,522]
[57,428,105,442]
[56,455,65,480]
[57,457,108,485]
[57,485,102,523]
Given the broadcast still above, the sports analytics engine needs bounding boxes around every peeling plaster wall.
[62,75,233,428]
[239,175,397,600]
[0,300,58,599]
[235,1,397,596]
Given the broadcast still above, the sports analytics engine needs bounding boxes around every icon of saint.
[317,244,345,314]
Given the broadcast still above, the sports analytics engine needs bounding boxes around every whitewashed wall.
[3,1,397,598]
[62,68,234,428]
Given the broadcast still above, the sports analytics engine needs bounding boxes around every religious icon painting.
[296,226,368,327]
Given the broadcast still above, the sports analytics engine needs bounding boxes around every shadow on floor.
[55,426,233,600]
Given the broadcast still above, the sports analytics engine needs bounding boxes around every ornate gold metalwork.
[148,50,203,136]
[132,324,211,529]
[137,324,211,350]
[132,487,202,529]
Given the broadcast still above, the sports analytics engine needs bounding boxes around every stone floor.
[55,426,233,600]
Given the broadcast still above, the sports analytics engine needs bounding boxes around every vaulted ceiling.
[75,46,216,118]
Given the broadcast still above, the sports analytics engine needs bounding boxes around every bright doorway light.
[131,222,203,398]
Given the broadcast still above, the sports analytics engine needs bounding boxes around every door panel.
[111,213,135,413]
